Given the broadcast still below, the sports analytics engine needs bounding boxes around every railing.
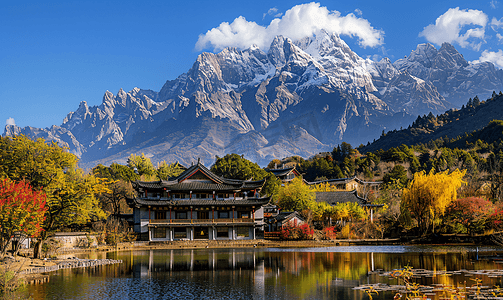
[264,231,282,240]
[142,196,246,201]
[149,218,254,224]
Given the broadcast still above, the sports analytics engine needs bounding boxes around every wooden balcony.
[149,218,254,224]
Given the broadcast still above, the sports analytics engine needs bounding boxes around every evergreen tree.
[473,95,480,107]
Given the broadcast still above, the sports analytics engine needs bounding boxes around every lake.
[27,245,503,299]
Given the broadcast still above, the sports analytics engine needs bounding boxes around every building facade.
[264,166,300,183]
[127,162,270,241]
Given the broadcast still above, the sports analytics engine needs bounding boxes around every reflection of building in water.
[128,248,378,299]
[127,162,270,241]
[132,249,262,278]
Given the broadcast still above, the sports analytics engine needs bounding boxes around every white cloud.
[6,118,15,126]
[490,0,499,9]
[472,49,503,68]
[491,17,503,43]
[263,7,279,19]
[354,8,363,17]
[419,7,488,51]
[491,17,503,29]
[196,2,384,52]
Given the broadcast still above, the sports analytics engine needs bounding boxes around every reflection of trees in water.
[106,248,503,298]
[29,247,503,300]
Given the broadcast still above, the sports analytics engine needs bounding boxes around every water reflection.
[28,246,503,300]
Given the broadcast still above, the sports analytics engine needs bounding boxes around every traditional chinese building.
[308,176,381,191]
[127,162,270,241]
[264,166,300,183]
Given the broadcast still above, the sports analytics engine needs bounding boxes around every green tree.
[211,154,266,180]
[276,177,316,212]
[383,165,408,188]
[127,153,156,180]
[262,173,281,198]
[93,163,139,182]
[157,161,184,180]
[211,154,280,197]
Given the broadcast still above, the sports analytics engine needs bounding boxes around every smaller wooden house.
[308,176,381,191]
[266,211,305,232]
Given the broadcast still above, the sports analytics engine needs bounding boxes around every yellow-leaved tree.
[401,169,466,235]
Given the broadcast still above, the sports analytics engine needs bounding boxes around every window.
[198,211,209,219]
[194,227,209,239]
[155,211,166,220]
[176,212,187,219]
[237,227,250,237]
[153,227,166,239]
[174,227,187,239]
[217,227,229,238]
[218,211,229,219]
[238,211,249,219]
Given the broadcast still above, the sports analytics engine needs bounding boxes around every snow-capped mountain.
[393,43,503,106]
[4,32,503,167]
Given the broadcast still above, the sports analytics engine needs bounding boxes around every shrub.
[322,226,337,240]
[280,222,314,240]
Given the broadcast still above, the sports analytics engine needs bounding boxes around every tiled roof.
[314,191,383,207]
[131,162,265,192]
[307,176,382,185]
[128,197,270,207]
[265,167,296,177]
[271,211,305,223]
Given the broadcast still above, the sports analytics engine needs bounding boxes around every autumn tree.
[267,159,282,169]
[401,169,466,235]
[310,182,339,192]
[95,180,134,216]
[0,135,106,258]
[443,197,495,234]
[93,164,139,215]
[0,179,47,257]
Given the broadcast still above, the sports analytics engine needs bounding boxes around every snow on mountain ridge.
[4,34,503,168]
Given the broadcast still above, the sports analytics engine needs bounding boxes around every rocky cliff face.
[4,32,503,167]
[393,43,503,106]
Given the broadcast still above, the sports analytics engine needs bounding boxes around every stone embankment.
[20,258,122,275]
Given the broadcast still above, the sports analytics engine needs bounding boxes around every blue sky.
[1,0,502,129]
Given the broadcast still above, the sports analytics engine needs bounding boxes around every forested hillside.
[269,93,503,202]
[362,91,503,152]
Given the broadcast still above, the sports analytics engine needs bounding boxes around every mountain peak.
[6,36,503,169]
